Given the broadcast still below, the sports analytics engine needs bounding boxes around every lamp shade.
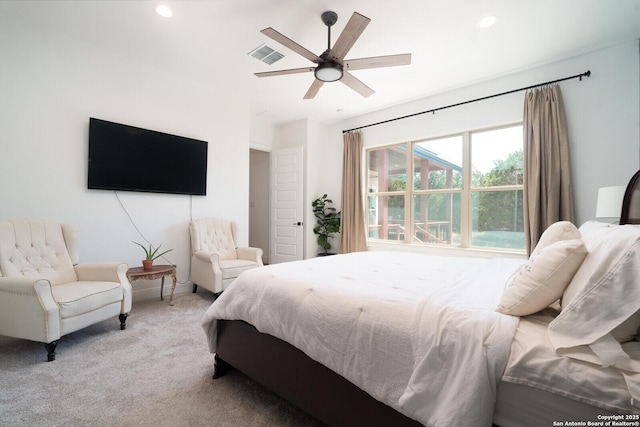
[595,186,626,219]
[314,62,343,82]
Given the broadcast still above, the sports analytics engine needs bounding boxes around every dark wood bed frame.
[213,319,422,427]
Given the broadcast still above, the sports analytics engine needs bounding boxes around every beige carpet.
[0,291,325,427]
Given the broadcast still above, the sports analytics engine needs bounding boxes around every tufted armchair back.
[0,219,78,285]
[190,217,238,260]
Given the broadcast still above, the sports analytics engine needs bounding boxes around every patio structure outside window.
[366,124,524,251]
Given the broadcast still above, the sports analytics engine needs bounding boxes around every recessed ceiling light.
[478,15,496,28]
[155,5,173,18]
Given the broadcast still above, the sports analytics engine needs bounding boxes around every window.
[366,124,524,251]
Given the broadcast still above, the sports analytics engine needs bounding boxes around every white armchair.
[0,219,132,361]
[189,217,263,295]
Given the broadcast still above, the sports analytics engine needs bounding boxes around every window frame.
[365,122,524,254]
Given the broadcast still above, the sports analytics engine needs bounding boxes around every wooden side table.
[127,264,178,306]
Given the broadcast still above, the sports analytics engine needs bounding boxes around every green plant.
[312,194,341,254]
[133,241,173,261]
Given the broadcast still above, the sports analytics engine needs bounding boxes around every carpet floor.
[0,291,325,427]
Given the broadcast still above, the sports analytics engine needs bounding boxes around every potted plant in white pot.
[133,241,173,270]
[312,194,341,256]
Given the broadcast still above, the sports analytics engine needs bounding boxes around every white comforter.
[202,251,525,427]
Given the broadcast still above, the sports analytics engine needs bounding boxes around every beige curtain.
[523,84,575,254]
[339,131,368,253]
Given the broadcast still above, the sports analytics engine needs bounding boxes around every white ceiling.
[3,0,640,125]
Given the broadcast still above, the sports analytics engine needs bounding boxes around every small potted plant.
[312,194,341,256]
[133,241,173,270]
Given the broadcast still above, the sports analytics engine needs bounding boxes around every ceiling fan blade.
[340,71,375,98]
[329,12,370,61]
[303,79,325,99]
[255,67,315,78]
[261,28,320,63]
[344,53,412,71]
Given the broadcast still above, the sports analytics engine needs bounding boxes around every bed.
[202,171,640,427]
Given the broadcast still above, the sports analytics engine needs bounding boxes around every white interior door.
[270,146,304,264]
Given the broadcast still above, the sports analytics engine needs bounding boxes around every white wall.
[0,13,252,300]
[306,120,341,256]
[327,41,640,235]
[249,114,276,152]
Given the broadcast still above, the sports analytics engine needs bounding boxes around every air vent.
[249,44,284,65]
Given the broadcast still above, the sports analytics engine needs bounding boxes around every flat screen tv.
[88,118,208,196]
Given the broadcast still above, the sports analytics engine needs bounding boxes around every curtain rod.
[342,70,591,134]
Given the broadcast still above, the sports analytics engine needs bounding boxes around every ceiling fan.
[254,11,412,99]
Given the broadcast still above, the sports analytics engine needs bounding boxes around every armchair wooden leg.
[119,313,128,330]
[192,283,198,293]
[45,340,58,362]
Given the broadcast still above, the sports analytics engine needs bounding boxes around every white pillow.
[497,238,587,316]
[554,222,640,346]
[562,221,636,307]
[533,221,581,253]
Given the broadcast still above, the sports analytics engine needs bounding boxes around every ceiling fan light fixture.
[315,62,343,82]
